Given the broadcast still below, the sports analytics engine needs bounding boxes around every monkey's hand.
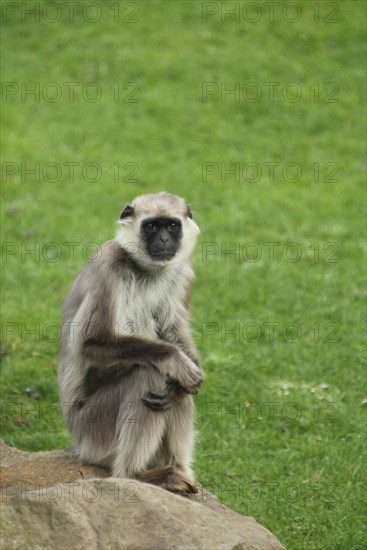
[142,377,186,411]
[163,351,204,394]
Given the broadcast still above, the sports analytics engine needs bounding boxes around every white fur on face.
[115,193,200,269]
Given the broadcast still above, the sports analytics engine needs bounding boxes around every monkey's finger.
[166,378,187,396]
[145,391,165,400]
[142,394,172,411]
[142,399,171,411]
[165,377,179,388]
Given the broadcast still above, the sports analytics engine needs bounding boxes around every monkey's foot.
[136,465,198,494]
[142,379,187,411]
[142,391,173,411]
[161,466,198,494]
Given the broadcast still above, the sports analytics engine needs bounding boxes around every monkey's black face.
[141,217,182,261]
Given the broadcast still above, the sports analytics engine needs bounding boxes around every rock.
[0,439,108,489]
[0,440,285,550]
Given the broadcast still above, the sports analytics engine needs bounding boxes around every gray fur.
[58,193,203,488]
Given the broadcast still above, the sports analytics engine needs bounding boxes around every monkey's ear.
[120,205,134,219]
[186,205,193,219]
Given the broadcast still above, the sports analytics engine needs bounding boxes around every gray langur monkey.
[58,192,204,493]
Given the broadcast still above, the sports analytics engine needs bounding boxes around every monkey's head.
[116,192,200,269]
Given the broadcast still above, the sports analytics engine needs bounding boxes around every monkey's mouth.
[150,250,176,261]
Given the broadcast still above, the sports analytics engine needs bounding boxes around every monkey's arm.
[69,248,203,393]
[177,275,201,366]
[174,328,200,367]
[70,263,184,371]
[81,333,203,394]
[82,335,177,367]
[141,325,203,410]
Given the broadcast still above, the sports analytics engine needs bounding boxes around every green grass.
[1,1,366,548]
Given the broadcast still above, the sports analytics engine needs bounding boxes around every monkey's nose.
[160,235,169,243]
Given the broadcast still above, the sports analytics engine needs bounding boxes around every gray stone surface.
[0,440,285,550]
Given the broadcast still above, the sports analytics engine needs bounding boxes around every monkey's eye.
[168,222,179,232]
[145,222,157,233]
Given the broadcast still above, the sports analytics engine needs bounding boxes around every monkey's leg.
[164,395,197,492]
[136,464,197,494]
[114,399,197,494]
[113,402,167,478]
[112,368,197,493]
[67,380,128,468]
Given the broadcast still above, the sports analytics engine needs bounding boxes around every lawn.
[1,1,366,548]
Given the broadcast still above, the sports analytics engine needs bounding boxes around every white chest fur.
[113,266,190,339]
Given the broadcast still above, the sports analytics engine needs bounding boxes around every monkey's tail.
[136,465,198,494]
